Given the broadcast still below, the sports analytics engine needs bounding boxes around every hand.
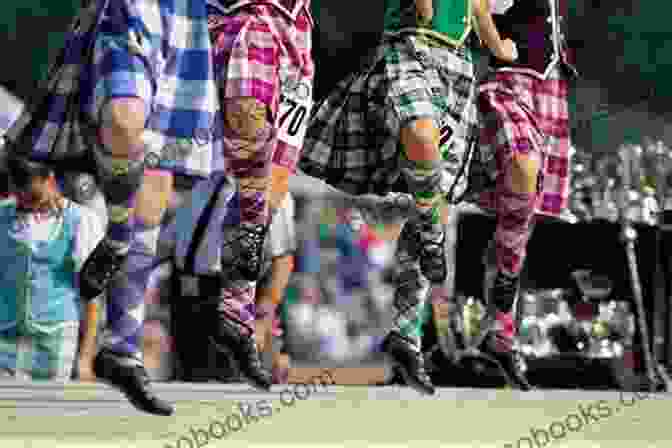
[496,39,518,62]
[77,354,96,382]
[416,2,434,26]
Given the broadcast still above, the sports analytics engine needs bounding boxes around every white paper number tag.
[277,74,313,149]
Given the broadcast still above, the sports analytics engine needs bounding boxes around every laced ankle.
[223,223,268,280]
[240,223,266,254]
[83,240,125,284]
[493,272,519,308]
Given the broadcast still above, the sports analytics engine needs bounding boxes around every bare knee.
[99,98,147,157]
[134,171,174,227]
[508,153,540,195]
[400,119,440,163]
[224,97,271,142]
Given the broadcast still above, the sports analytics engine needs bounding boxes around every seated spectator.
[254,193,297,384]
[0,156,104,381]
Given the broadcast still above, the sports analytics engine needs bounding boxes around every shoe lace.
[415,218,445,254]
[493,274,519,304]
[234,224,267,268]
[85,241,122,281]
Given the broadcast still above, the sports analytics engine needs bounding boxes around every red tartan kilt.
[470,69,570,218]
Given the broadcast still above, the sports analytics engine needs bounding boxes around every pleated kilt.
[299,33,478,203]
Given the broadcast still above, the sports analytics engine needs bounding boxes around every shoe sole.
[385,354,435,396]
[474,348,532,391]
[93,370,174,416]
[209,336,271,391]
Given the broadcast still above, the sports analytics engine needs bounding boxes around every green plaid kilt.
[0,321,80,381]
[300,33,478,202]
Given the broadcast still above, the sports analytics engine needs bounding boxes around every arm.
[72,204,106,380]
[266,255,295,306]
[77,300,99,381]
[416,0,434,24]
[471,0,517,62]
[255,254,294,353]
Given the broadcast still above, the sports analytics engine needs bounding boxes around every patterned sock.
[238,178,270,226]
[105,186,136,255]
[103,221,160,360]
[218,280,258,337]
[391,226,431,347]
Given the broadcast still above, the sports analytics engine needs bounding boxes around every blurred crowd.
[567,140,672,225]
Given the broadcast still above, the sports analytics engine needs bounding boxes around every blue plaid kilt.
[4,0,217,179]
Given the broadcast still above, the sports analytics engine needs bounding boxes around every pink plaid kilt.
[208,3,314,172]
[473,68,570,218]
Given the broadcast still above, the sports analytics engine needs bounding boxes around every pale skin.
[77,301,99,381]
[255,254,294,373]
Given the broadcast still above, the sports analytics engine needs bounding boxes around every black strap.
[184,175,230,273]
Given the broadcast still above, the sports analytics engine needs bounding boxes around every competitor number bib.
[277,71,313,148]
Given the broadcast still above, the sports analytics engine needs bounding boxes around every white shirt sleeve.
[268,193,297,257]
[71,202,106,273]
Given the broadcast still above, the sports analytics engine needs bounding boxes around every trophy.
[616,143,671,391]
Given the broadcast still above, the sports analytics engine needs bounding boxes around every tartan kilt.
[465,68,571,217]
[299,34,478,201]
[0,322,80,381]
[7,2,216,178]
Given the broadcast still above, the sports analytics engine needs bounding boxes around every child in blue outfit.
[0,156,104,380]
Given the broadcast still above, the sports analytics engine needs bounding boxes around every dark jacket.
[491,0,578,78]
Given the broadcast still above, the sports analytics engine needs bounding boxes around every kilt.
[14,0,218,178]
[299,34,478,201]
[467,68,571,217]
[0,321,80,381]
[207,3,314,173]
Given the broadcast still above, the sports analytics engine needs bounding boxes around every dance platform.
[0,376,670,448]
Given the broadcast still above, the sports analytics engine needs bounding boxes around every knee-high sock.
[222,101,275,227]
[103,220,161,360]
[390,225,432,348]
[494,189,536,279]
[217,279,258,338]
[399,137,444,224]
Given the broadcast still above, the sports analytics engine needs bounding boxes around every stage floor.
[1,381,671,447]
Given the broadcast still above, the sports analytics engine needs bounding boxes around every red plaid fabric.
[468,68,570,275]
[474,68,571,218]
[208,2,314,172]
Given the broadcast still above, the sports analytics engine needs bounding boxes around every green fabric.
[415,299,433,338]
[432,0,469,40]
[0,321,79,380]
[382,0,406,33]
[383,0,471,44]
